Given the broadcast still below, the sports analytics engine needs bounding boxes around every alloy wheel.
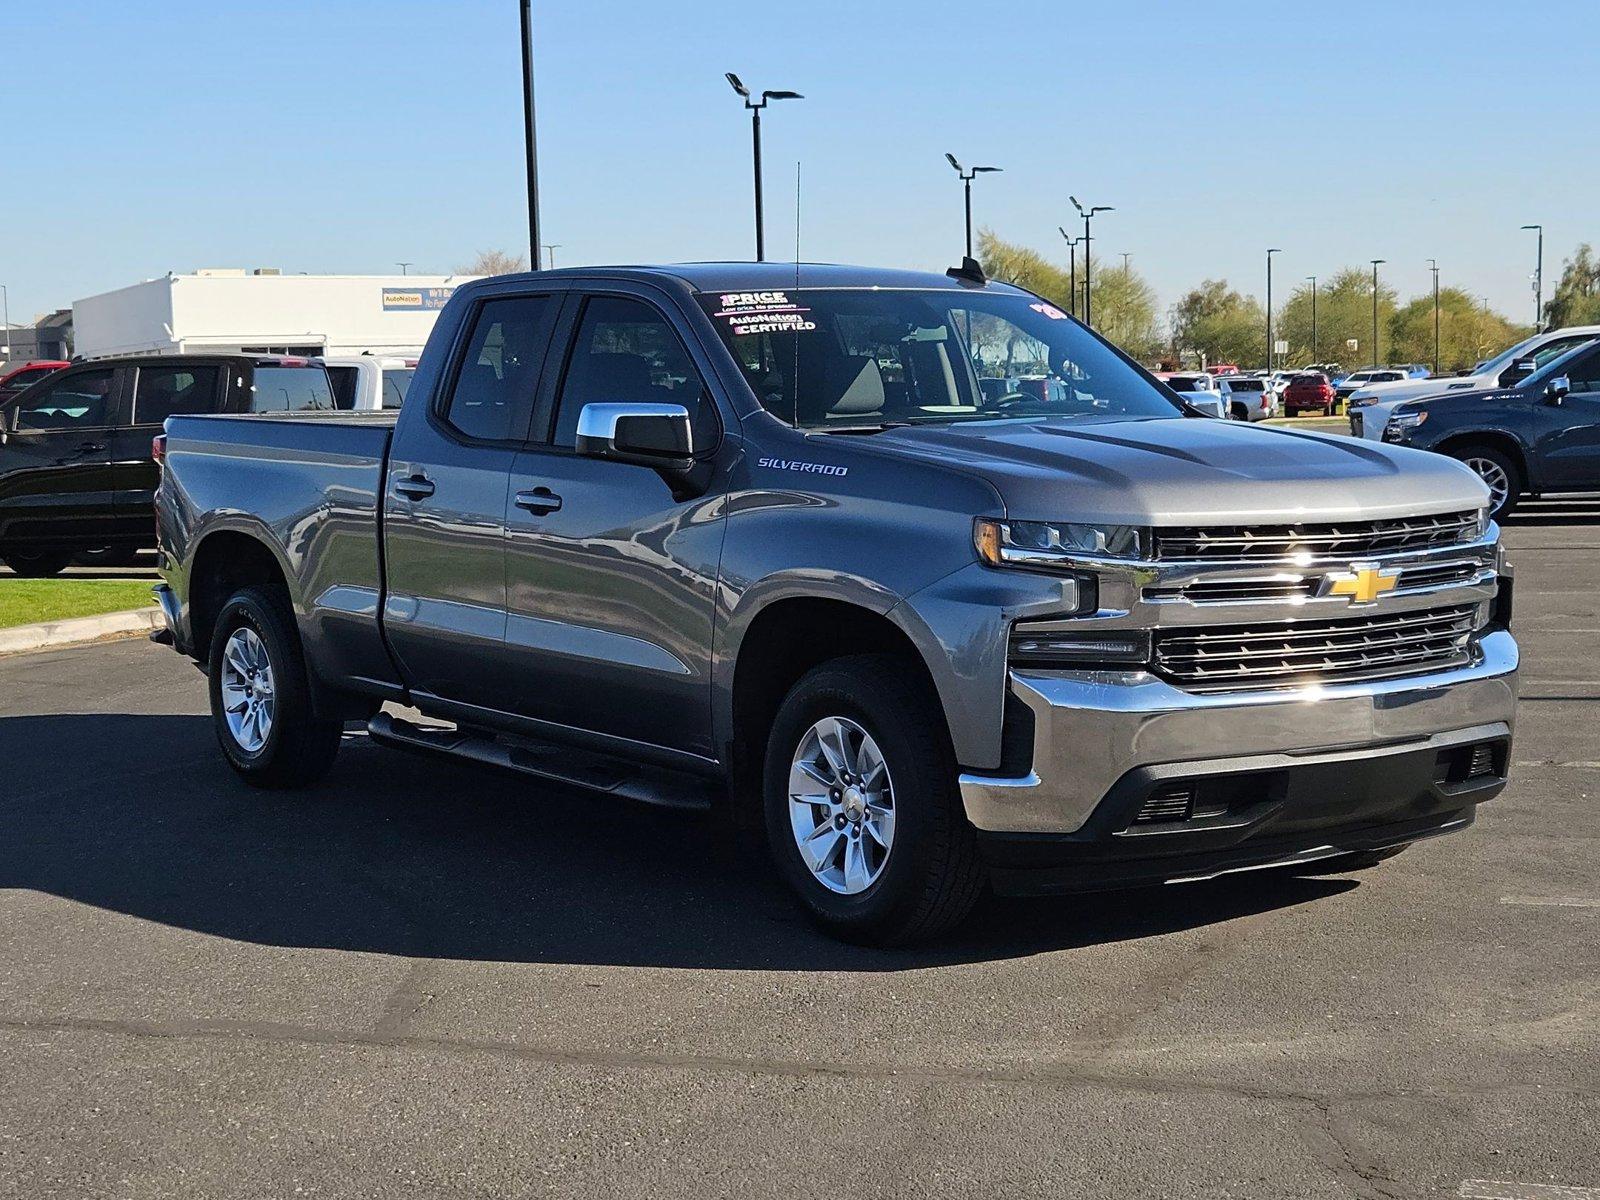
[219,627,276,753]
[1463,456,1511,513]
[787,716,896,895]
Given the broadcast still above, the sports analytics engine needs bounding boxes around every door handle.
[77,441,105,454]
[393,473,436,500]
[514,486,563,514]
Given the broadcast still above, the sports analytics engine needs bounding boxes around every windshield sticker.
[712,291,818,336]
[756,456,848,478]
[1030,301,1069,320]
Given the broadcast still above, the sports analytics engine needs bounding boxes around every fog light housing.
[1008,624,1151,669]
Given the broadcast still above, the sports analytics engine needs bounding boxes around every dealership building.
[71,269,478,360]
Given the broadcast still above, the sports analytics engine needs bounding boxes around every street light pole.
[1306,276,1318,365]
[1057,228,1079,318]
[728,74,803,262]
[518,0,541,265]
[1521,224,1543,330]
[945,154,1002,260]
[541,244,562,270]
[1070,196,1114,329]
[1265,248,1281,371]
[1369,259,1386,368]
[1427,258,1441,374]
[396,262,412,276]
[1,284,10,360]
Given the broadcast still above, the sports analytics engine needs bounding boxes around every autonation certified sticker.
[712,291,818,337]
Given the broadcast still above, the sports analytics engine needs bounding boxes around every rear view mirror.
[575,402,694,472]
[1545,375,1571,405]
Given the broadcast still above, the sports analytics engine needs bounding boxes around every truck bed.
[159,410,399,694]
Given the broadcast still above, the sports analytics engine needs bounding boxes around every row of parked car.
[0,351,416,576]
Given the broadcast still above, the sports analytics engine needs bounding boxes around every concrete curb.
[0,607,163,656]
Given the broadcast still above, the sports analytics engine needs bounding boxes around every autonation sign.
[381,287,454,312]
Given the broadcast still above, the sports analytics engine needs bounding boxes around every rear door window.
[442,295,557,441]
[382,368,414,409]
[133,364,222,424]
[250,366,336,412]
[326,366,359,410]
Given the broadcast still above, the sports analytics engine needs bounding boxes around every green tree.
[1277,267,1398,369]
[976,231,1161,359]
[1169,279,1264,368]
[1387,288,1524,374]
[1085,257,1162,361]
[1545,244,1600,329]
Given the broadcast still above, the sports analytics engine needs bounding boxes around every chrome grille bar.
[1154,511,1480,563]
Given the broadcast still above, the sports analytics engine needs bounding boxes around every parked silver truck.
[152,263,1519,944]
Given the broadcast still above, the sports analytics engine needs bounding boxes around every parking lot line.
[1459,1182,1600,1199]
[1498,896,1600,909]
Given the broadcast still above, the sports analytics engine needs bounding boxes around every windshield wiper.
[812,422,913,435]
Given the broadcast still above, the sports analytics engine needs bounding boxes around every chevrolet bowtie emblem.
[1326,564,1400,605]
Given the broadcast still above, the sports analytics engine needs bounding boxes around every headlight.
[1382,410,1427,442]
[974,518,1144,567]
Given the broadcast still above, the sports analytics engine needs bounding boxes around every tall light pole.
[1369,259,1386,368]
[1306,275,1318,365]
[396,262,412,276]
[1521,224,1543,330]
[1070,196,1114,329]
[1120,252,1132,273]
[541,244,562,269]
[1,284,10,361]
[519,0,541,265]
[1056,227,1080,318]
[1265,248,1282,371]
[727,74,803,262]
[945,154,1001,260]
[1427,258,1441,374]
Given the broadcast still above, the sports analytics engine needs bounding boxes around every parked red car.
[1282,371,1337,416]
[0,360,69,403]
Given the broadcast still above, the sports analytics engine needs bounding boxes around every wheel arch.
[1433,430,1532,491]
[721,594,947,829]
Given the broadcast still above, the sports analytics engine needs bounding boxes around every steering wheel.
[984,392,1035,411]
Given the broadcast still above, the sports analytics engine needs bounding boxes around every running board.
[366,712,715,811]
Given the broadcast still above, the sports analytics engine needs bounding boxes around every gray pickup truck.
[153,263,1519,944]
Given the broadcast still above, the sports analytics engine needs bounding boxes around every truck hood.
[852,416,1488,525]
[1350,376,1485,404]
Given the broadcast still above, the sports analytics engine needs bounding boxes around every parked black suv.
[0,354,335,576]
[1383,338,1600,520]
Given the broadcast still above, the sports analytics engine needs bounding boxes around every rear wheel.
[207,585,343,788]
[763,654,984,945]
[0,548,74,577]
[1453,444,1521,521]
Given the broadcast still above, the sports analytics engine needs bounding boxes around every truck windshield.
[697,288,1181,429]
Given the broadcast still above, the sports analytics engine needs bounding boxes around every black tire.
[1291,845,1409,875]
[1450,443,1522,522]
[207,585,342,788]
[1,548,74,577]
[762,654,985,945]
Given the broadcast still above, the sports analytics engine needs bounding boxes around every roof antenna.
[947,255,987,287]
[793,159,802,431]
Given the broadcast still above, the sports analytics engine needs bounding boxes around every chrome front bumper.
[959,628,1519,834]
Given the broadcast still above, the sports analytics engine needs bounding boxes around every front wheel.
[1453,444,1521,521]
[763,654,985,945]
[207,585,343,788]
[1,548,74,577]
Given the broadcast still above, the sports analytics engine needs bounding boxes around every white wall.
[74,274,481,359]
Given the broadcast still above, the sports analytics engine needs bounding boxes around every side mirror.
[575,401,694,472]
[1544,376,1571,405]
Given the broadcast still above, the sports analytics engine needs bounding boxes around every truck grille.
[1152,603,1477,691]
[1153,511,1480,563]
[1146,560,1484,606]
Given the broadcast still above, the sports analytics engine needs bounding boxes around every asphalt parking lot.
[1,500,1596,1199]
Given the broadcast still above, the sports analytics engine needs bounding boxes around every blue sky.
[4,0,1592,328]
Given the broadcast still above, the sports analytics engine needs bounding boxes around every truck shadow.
[0,712,1356,971]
